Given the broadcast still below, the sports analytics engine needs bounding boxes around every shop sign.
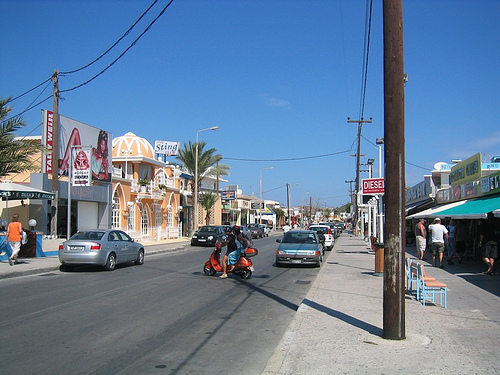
[450,153,482,187]
[362,178,385,195]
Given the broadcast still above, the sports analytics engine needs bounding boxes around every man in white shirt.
[429,217,449,268]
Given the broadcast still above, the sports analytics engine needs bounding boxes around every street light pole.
[194,126,219,234]
[259,167,273,224]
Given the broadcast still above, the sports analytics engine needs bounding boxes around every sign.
[221,190,236,200]
[251,201,265,210]
[155,140,180,156]
[450,153,482,187]
[362,178,385,195]
[71,148,91,186]
[42,110,54,173]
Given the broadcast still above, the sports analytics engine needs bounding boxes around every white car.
[308,225,334,251]
[258,224,270,237]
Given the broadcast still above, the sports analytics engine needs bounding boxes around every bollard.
[373,243,384,276]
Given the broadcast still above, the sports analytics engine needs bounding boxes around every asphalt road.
[0,234,329,375]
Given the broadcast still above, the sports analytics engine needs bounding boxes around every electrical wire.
[59,0,160,75]
[9,78,52,103]
[60,0,175,93]
[223,147,353,162]
[359,0,373,120]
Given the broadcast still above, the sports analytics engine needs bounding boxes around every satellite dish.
[433,162,449,170]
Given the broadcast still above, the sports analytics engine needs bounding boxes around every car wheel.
[203,265,216,276]
[103,253,116,271]
[135,249,144,265]
[59,264,74,272]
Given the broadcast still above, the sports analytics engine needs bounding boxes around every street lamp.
[194,126,219,233]
[376,138,384,178]
[259,167,273,224]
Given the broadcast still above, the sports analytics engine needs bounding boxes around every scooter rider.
[219,225,249,279]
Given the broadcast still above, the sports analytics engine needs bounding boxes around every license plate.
[292,260,302,264]
[69,246,84,251]
[198,239,206,242]
[250,266,254,271]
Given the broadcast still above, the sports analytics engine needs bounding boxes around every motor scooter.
[203,242,258,279]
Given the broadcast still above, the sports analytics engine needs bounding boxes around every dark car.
[191,225,225,246]
[248,223,264,239]
[275,229,323,267]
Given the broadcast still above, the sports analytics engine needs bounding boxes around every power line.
[359,0,374,119]
[223,147,353,162]
[9,78,52,103]
[59,0,160,75]
[60,0,175,93]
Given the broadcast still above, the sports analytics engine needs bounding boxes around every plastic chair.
[417,263,447,308]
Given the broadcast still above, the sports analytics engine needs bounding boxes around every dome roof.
[112,132,155,159]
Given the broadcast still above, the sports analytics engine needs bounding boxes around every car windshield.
[70,231,105,240]
[282,232,317,244]
[199,226,218,233]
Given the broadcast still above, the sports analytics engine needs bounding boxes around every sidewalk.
[263,232,500,374]
[0,237,191,280]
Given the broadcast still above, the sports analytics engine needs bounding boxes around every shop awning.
[430,195,500,219]
[0,182,55,200]
[406,200,467,220]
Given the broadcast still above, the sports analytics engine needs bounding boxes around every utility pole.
[383,0,405,340]
[51,69,59,237]
[286,183,291,225]
[347,117,372,228]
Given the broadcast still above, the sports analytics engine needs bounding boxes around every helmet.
[232,225,241,234]
[224,226,232,233]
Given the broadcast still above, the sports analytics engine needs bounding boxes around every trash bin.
[373,243,384,276]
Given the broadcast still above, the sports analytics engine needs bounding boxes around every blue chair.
[417,263,448,308]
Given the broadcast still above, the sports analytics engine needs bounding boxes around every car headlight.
[208,236,214,240]
[192,235,198,239]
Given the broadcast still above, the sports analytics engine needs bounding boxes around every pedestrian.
[282,223,291,233]
[4,213,23,266]
[415,218,427,260]
[447,219,458,264]
[455,220,467,263]
[429,217,449,268]
[478,213,498,275]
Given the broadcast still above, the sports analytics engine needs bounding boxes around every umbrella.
[0,182,55,200]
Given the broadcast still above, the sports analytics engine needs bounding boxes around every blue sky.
[2,0,500,208]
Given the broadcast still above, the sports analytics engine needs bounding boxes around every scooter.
[203,242,258,279]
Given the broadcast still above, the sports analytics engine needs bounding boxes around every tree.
[176,141,230,230]
[199,191,219,225]
[176,140,230,194]
[0,98,45,178]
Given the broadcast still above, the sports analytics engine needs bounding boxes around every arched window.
[112,191,120,229]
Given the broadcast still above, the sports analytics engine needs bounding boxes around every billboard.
[42,110,113,182]
[155,140,180,156]
[450,153,482,187]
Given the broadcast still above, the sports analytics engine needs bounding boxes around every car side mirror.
[276,239,281,243]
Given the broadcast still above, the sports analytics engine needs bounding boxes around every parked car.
[191,225,225,246]
[248,223,264,239]
[58,229,145,271]
[238,226,253,244]
[309,224,334,250]
[275,229,323,267]
[258,224,270,237]
[319,221,341,239]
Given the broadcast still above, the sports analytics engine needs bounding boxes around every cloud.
[265,97,291,109]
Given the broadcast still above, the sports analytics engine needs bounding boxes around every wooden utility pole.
[347,117,372,228]
[51,69,59,237]
[382,0,405,340]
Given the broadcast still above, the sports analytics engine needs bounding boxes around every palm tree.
[176,140,230,194]
[176,140,229,231]
[199,191,219,225]
[0,98,45,178]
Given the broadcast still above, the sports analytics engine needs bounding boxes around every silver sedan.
[58,229,145,271]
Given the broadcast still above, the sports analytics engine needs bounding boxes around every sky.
[2,0,500,209]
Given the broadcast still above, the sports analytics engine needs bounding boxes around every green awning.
[432,195,500,219]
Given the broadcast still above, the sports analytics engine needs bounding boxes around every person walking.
[415,218,427,260]
[447,219,458,264]
[4,214,23,266]
[429,217,449,269]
